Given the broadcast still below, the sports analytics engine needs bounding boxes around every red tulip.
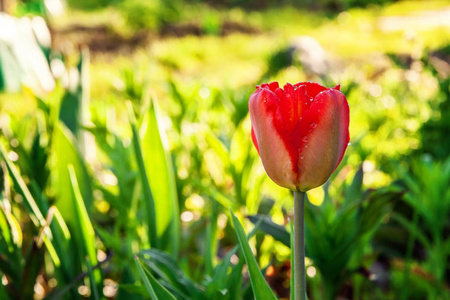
[249,81,349,191]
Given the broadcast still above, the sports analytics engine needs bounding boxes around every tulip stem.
[293,190,307,300]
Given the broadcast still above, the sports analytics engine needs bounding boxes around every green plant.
[393,156,450,299]
[249,166,403,299]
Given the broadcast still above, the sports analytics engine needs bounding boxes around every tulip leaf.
[141,98,180,256]
[86,258,100,300]
[138,249,204,299]
[128,102,158,249]
[342,164,363,210]
[0,142,45,227]
[68,165,99,282]
[205,132,231,171]
[230,209,278,300]
[135,256,158,299]
[357,186,402,237]
[247,214,290,247]
[51,122,93,226]
[135,256,177,300]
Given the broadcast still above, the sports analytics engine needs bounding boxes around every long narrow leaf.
[247,214,290,247]
[0,143,45,226]
[139,249,203,297]
[68,165,99,282]
[134,256,159,300]
[86,258,100,300]
[135,256,158,299]
[229,209,278,300]
[142,99,179,256]
[51,122,93,225]
[135,256,177,300]
[128,102,158,248]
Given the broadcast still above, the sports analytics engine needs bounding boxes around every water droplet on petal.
[309,122,317,129]
[310,97,314,102]
[348,142,352,146]
[300,155,305,160]
[302,136,308,142]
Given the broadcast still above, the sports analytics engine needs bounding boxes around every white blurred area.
[0,0,65,95]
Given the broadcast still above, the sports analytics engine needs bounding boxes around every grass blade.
[229,209,278,300]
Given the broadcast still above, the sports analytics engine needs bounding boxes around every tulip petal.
[294,82,327,98]
[251,127,260,154]
[290,89,350,191]
[249,88,298,190]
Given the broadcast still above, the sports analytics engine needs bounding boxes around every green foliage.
[1,1,450,299]
[230,209,278,300]
[118,0,182,31]
[304,181,402,299]
[135,256,177,300]
[393,156,450,299]
[249,168,404,299]
[141,99,180,256]
[416,46,450,160]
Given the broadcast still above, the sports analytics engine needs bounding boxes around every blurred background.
[1,0,450,299]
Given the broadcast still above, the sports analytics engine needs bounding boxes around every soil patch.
[51,20,261,54]
[160,20,261,38]
[50,24,152,54]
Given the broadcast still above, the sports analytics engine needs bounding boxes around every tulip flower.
[249,81,349,300]
[249,81,349,192]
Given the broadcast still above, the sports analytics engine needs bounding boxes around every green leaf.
[341,164,363,210]
[0,142,45,227]
[247,214,290,247]
[204,132,231,171]
[68,165,99,282]
[357,186,402,237]
[128,102,158,249]
[59,48,89,144]
[22,240,45,299]
[135,256,158,299]
[86,258,100,300]
[391,213,431,251]
[135,256,177,300]
[229,209,278,300]
[0,205,22,282]
[139,249,203,298]
[51,122,93,226]
[208,246,238,295]
[142,99,180,256]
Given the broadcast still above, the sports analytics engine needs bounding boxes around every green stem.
[294,191,307,300]
[400,209,419,300]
